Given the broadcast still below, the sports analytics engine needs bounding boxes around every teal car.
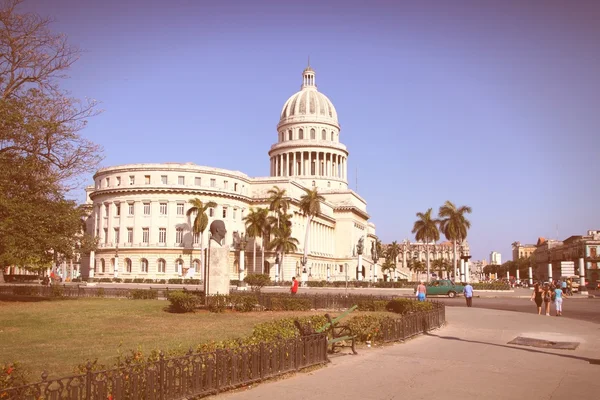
[416,279,464,298]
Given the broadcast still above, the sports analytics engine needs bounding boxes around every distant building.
[468,259,487,281]
[532,230,600,283]
[512,242,536,261]
[490,251,502,265]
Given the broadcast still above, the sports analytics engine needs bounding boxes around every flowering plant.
[1,363,30,394]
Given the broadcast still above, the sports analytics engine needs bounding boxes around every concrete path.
[215,307,600,400]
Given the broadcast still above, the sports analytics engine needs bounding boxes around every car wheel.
[448,291,456,298]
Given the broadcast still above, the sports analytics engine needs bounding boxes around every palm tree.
[412,208,440,282]
[299,188,324,275]
[386,241,401,280]
[431,258,452,279]
[407,258,426,282]
[243,207,268,273]
[186,198,217,279]
[268,222,299,281]
[438,201,472,282]
[381,258,395,281]
[267,186,289,229]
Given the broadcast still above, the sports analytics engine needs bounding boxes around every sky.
[20,0,600,261]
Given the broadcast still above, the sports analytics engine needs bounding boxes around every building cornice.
[268,140,348,156]
[89,187,251,202]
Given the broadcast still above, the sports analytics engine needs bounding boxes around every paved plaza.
[215,307,600,400]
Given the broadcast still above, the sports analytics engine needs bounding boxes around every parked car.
[415,279,465,298]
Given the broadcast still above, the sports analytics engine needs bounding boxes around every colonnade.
[270,151,346,179]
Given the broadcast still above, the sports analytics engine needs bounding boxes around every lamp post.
[113,244,119,279]
[301,255,308,287]
[344,262,349,296]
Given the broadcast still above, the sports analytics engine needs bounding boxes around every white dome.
[278,67,339,127]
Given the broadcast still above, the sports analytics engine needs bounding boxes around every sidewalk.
[215,307,600,400]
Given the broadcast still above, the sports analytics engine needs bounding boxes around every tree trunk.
[254,240,258,274]
[303,215,312,273]
[200,234,205,281]
[261,237,265,277]
[426,243,430,282]
[0,268,4,284]
[453,240,458,282]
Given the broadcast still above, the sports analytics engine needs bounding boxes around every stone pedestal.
[357,254,363,281]
[206,246,230,295]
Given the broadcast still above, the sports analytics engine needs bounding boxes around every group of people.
[530,280,568,316]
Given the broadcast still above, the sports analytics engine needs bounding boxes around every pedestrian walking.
[464,282,474,307]
[554,285,565,316]
[530,282,543,314]
[567,278,573,296]
[561,279,567,294]
[290,276,299,295]
[542,283,552,316]
[416,281,427,302]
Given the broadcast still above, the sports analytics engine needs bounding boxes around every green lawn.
[0,298,321,380]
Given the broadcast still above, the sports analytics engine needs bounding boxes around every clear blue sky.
[23,0,600,261]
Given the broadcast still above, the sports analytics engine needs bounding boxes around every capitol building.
[83,65,377,282]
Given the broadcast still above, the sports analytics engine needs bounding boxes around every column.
[460,259,465,282]
[239,249,245,281]
[293,152,297,176]
[578,257,587,295]
[357,254,363,281]
[516,268,520,282]
[275,155,279,176]
[528,266,533,286]
[89,250,95,279]
[465,259,470,283]
[309,152,313,175]
[547,262,552,282]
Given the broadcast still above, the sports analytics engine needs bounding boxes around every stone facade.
[531,230,600,283]
[511,242,536,261]
[82,66,376,282]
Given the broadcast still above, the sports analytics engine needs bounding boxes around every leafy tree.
[438,201,472,282]
[380,258,395,281]
[243,207,268,273]
[243,273,271,292]
[266,186,290,271]
[412,208,440,281]
[186,198,217,279]
[431,258,452,279]
[298,188,324,275]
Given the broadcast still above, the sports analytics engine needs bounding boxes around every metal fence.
[379,305,446,342]
[1,334,328,400]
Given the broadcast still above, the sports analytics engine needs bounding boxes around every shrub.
[386,298,434,315]
[112,278,122,283]
[123,279,133,283]
[269,297,312,311]
[472,282,510,290]
[168,278,183,284]
[95,288,105,298]
[0,362,30,394]
[130,289,158,300]
[133,278,145,283]
[143,279,154,284]
[230,294,258,312]
[207,294,228,313]
[50,285,64,298]
[356,299,388,312]
[250,315,328,343]
[13,286,39,296]
[346,314,394,342]
[157,279,167,284]
[243,274,271,292]
[167,290,198,313]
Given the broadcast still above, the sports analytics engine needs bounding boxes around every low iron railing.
[1,334,328,400]
[378,305,445,342]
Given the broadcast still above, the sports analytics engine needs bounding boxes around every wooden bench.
[323,313,357,354]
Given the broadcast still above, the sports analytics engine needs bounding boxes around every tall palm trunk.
[253,240,258,274]
[453,240,458,282]
[200,234,205,281]
[303,215,312,273]
[426,242,430,281]
[261,237,265,277]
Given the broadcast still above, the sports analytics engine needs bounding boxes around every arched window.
[310,129,315,139]
[280,132,283,142]
[322,129,326,140]
[298,129,304,139]
[331,131,335,141]
[100,259,105,273]
[192,259,200,270]
[288,130,293,140]
[158,258,166,273]
[141,258,148,273]
[125,258,132,273]
[312,180,316,186]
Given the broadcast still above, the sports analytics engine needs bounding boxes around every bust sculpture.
[209,220,227,247]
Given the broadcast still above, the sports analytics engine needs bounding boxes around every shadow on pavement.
[424,332,600,366]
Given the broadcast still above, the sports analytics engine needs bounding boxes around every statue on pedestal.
[356,237,364,255]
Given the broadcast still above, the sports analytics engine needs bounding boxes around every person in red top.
[290,276,299,295]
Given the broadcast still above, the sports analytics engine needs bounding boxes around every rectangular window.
[143,203,150,215]
[193,233,199,244]
[116,177,121,186]
[115,203,121,217]
[176,228,183,244]
[129,175,135,185]
[234,183,238,192]
[104,204,109,216]
[114,228,119,244]
[106,177,110,187]
[177,203,184,215]
[339,264,344,273]
[145,175,151,184]
[142,228,149,243]
[127,228,133,243]
[104,228,108,244]
[233,208,237,220]
[178,176,185,185]
[160,203,167,215]
[210,178,216,188]
[128,203,134,215]
[224,180,228,190]
[161,175,167,184]
[222,206,227,218]
[159,228,166,244]
[195,177,201,186]
[158,260,165,273]
[209,208,214,217]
